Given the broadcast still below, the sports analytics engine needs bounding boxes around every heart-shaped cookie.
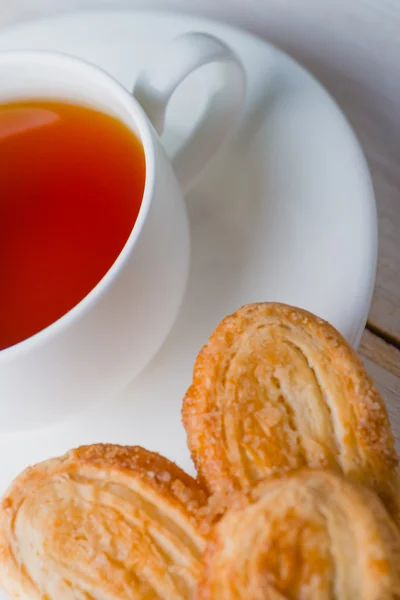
[183,303,400,522]
[0,444,208,599]
[196,470,400,599]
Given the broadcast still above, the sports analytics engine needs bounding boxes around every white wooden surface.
[1,0,399,438]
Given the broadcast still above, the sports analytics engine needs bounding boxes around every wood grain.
[361,329,400,452]
[361,329,400,379]
[367,166,400,343]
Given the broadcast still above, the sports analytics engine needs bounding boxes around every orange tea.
[0,101,145,351]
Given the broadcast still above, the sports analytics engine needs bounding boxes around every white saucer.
[0,10,376,507]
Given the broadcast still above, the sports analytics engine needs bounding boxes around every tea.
[0,100,145,350]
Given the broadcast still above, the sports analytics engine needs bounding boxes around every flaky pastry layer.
[183,303,400,521]
[196,470,400,600]
[0,444,208,599]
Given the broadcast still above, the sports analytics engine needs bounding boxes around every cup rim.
[0,50,157,362]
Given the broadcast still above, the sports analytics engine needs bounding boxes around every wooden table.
[1,0,400,447]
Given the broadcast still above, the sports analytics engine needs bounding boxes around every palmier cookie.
[183,303,400,521]
[196,470,400,600]
[0,444,208,599]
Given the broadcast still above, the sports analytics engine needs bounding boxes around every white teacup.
[0,33,245,432]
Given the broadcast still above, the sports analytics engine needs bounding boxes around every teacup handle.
[133,32,245,193]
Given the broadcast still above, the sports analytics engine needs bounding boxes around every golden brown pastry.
[183,303,400,521]
[196,470,400,600]
[0,444,208,600]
